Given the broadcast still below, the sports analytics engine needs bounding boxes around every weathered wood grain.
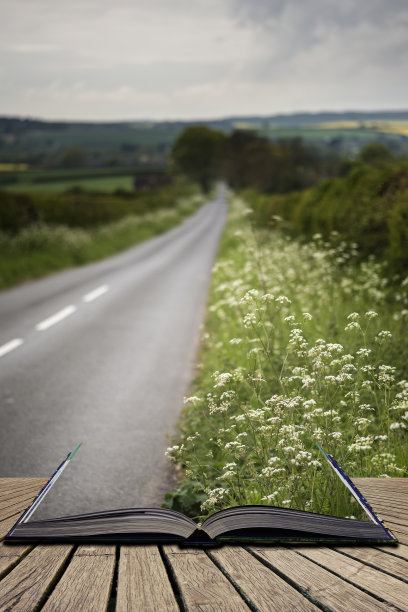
[164,545,249,611]
[0,506,26,524]
[359,493,408,507]
[210,546,318,611]
[251,547,390,611]
[374,543,408,560]
[116,545,178,612]
[41,545,115,612]
[334,545,408,581]
[358,486,408,495]
[0,493,42,519]
[0,545,72,612]
[387,529,408,545]
[0,479,45,496]
[368,505,408,524]
[0,490,42,512]
[0,486,46,524]
[384,520,408,535]
[0,543,32,579]
[1,476,408,612]
[298,546,408,611]
[0,484,43,503]
[0,513,23,541]
[354,478,408,488]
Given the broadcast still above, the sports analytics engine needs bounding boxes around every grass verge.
[0,191,204,290]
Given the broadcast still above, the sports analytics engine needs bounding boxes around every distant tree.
[224,131,320,193]
[60,147,87,168]
[171,126,226,192]
[0,191,37,233]
[358,142,394,165]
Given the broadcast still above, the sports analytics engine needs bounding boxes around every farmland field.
[5,174,135,193]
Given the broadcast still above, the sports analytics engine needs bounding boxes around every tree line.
[171,125,341,193]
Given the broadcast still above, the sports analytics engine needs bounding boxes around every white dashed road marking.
[0,338,23,358]
[83,285,109,302]
[36,305,77,331]
[2,285,109,357]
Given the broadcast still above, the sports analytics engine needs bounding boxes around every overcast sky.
[1,0,408,121]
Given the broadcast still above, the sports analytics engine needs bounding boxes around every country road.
[0,187,226,519]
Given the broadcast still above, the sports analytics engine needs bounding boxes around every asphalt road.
[0,187,226,519]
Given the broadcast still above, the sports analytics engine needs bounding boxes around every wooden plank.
[0,543,31,579]
[354,483,408,496]
[368,504,408,521]
[334,545,408,581]
[0,513,23,541]
[354,478,408,488]
[0,484,43,503]
[375,543,408,560]
[356,480,408,488]
[163,545,249,611]
[364,499,408,513]
[41,545,115,612]
[358,488,408,500]
[0,506,26,524]
[210,546,319,611]
[0,490,41,513]
[392,531,408,545]
[298,547,408,611]
[250,547,390,611]
[0,545,72,611]
[359,492,408,506]
[384,520,408,535]
[117,545,178,612]
[357,483,408,493]
[0,479,45,495]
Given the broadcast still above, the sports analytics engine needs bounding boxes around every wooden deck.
[0,477,408,611]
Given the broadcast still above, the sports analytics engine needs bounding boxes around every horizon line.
[1,108,408,125]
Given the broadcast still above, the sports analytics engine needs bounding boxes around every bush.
[244,161,408,275]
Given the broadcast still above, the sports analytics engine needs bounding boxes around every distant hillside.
[1,110,407,167]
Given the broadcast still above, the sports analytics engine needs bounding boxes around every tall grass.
[165,196,408,520]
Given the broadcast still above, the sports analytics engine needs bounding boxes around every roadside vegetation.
[173,127,408,275]
[164,196,408,521]
[245,153,408,276]
[0,182,203,290]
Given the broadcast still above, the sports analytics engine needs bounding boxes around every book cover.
[6,444,397,546]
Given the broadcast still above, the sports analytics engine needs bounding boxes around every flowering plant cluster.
[166,197,408,520]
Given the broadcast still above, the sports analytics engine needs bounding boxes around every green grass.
[164,196,408,521]
[5,174,135,193]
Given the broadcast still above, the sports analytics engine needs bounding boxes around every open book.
[6,444,397,546]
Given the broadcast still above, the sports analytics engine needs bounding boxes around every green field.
[5,174,134,193]
[1,112,408,169]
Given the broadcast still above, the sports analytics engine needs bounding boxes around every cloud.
[0,0,407,119]
[230,0,408,67]
[233,0,408,32]
[227,0,408,105]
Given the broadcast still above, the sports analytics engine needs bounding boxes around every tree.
[358,142,394,166]
[60,147,87,168]
[171,126,226,192]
